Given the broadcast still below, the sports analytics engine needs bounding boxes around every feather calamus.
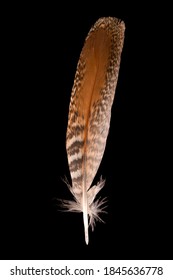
[62,17,125,244]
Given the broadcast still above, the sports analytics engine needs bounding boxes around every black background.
[1,2,172,260]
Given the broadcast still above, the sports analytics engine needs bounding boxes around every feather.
[62,17,125,244]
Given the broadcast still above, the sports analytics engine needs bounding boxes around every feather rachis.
[63,17,125,244]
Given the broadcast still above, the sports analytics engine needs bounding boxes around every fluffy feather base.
[60,177,107,231]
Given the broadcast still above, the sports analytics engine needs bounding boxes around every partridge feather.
[63,17,125,244]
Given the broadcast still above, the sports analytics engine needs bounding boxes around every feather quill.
[63,17,125,244]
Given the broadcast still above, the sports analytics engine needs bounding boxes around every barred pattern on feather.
[63,17,125,244]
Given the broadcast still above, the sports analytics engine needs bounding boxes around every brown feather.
[63,17,125,244]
